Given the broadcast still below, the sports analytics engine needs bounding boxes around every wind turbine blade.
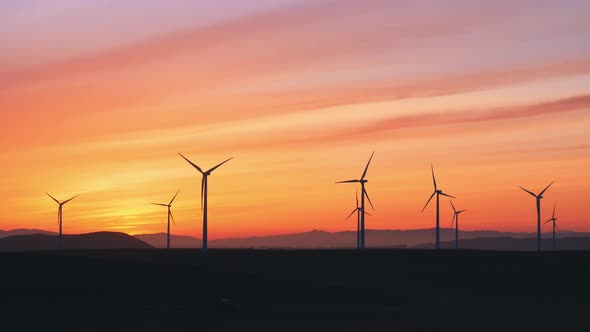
[552,202,556,219]
[431,164,437,191]
[421,192,436,213]
[206,157,233,173]
[169,189,180,205]
[450,199,457,213]
[361,151,375,180]
[544,219,552,224]
[539,181,555,196]
[336,180,360,184]
[519,186,537,197]
[178,153,204,173]
[355,190,359,209]
[152,203,169,207]
[201,176,206,212]
[364,211,372,216]
[555,223,560,232]
[62,195,79,205]
[458,209,467,213]
[364,188,375,210]
[440,192,455,199]
[451,214,455,228]
[169,210,176,225]
[46,192,60,204]
[345,209,357,221]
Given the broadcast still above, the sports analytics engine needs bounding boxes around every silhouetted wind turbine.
[421,164,455,250]
[45,193,79,250]
[345,191,371,249]
[179,153,232,253]
[152,190,180,249]
[544,202,559,250]
[520,181,554,253]
[337,151,375,250]
[450,200,467,249]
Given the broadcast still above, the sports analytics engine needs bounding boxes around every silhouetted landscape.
[135,232,201,248]
[416,236,590,251]
[0,232,151,251]
[137,228,590,250]
[1,249,588,331]
[3,228,590,251]
[0,229,56,238]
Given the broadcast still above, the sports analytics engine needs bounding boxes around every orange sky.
[1,0,589,238]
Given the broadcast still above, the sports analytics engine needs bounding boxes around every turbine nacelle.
[422,164,455,213]
[179,153,233,176]
[519,181,554,200]
[46,193,79,206]
[336,179,367,184]
[179,153,233,211]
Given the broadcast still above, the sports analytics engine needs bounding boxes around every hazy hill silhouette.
[0,232,152,251]
[0,229,57,238]
[135,232,201,248]
[416,236,590,251]
[3,228,590,250]
[139,228,588,249]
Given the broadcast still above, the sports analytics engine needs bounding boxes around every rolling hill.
[0,229,56,239]
[3,228,590,250]
[134,232,201,248]
[0,232,152,251]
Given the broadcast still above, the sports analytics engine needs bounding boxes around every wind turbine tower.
[152,190,180,249]
[337,151,375,250]
[345,191,371,249]
[179,153,232,253]
[421,164,455,250]
[520,181,554,253]
[450,200,467,249]
[544,202,559,250]
[46,193,79,250]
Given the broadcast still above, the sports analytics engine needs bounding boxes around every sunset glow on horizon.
[1,0,589,239]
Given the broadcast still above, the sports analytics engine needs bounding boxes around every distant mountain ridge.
[134,229,590,249]
[134,233,201,248]
[2,228,590,250]
[0,229,57,238]
[0,232,152,251]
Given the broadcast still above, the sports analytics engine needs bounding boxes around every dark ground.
[1,249,589,331]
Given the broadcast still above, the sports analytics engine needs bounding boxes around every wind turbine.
[544,202,559,250]
[421,164,455,250]
[337,151,375,250]
[450,200,467,249]
[520,181,554,253]
[345,191,371,249]
[152,190,180,249]
[45,193,79,250]
[179,153,232,253]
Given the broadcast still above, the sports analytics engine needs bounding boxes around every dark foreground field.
[1,250,589,331]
